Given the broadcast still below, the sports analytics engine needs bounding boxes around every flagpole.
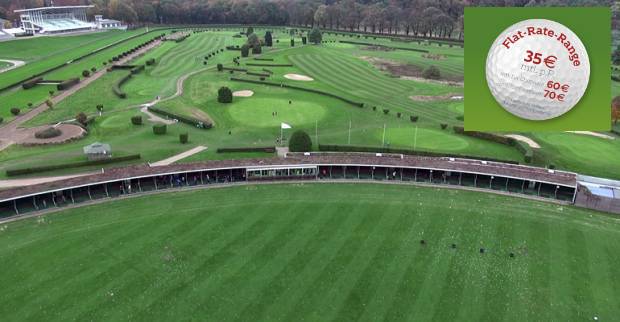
[382,123,386,147]
[413,126,418,151]
[348,118,351,145]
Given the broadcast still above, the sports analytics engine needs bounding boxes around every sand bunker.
[284,74,314,81]
[566,131,615,140]
[233,90,254,97]
[504,134,541,149]
[410,94,463,102]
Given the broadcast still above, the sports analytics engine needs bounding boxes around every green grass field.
[0,183,618,321]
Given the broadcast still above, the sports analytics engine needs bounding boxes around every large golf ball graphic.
[485,19,590,120]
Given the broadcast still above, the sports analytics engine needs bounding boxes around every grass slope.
[0,183,618,321]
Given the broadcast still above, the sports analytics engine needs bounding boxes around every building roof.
[14,5,94,13]
[0,153,578,202]
[83,142,111,155]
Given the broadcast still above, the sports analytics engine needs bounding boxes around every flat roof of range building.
[0,153,578,203]
[14,5,94,13]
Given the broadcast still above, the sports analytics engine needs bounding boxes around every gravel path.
[150,146,207,166]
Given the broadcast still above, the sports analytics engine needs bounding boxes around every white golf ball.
[486,19,590,120]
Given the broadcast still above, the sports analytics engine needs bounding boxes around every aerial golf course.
[0,26,619,322]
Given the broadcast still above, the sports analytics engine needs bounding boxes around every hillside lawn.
[0,183,618,321]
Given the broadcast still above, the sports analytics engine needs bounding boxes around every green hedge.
[148,106,212,129]
[318,144,518,164]
[57,78,80,91]
[131,65,145,74]
[6,154,141,177]
[230,77,364,107]
[247,71,270,77]
[246,63,294,67]
[217,146,276,153]
[22,77,43,89]
[253,57,274,61]
[223,67,248,72]
[153,124,167,135]
[113,74,132,98]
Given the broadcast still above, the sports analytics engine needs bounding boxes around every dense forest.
[0,0,615,39]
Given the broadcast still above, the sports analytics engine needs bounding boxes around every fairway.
[227,97,328,127]
[0,183,618,321]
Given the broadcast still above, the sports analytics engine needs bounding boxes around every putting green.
[379,127,469,151]
[99,114,130,129]
[227,97,328,128]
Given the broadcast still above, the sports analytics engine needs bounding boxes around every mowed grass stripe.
[70,203,248,322]
[236,202,353,321]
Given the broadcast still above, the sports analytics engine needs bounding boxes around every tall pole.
[315,120,318,145]
[382,123,386,147]
[348,118,351,145]
[413,126,418,151]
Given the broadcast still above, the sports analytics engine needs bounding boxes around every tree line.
[0,0,614,40]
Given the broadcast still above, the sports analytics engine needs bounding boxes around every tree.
[308,28,322,44]
[612,96,620,124]
[289,130,312,152]
[613,46,620,65]
[314,5,327,28]
[179,133,189,144]
[76,112,88,126]
[10,107,20,115]
[247,33,260,48]
[422,65,441,79]
[241,44,250,57]
[246,26,254,35]
[252,45,262,54]
[265,31,273,47]
[218,87,233,103]
[217,63,224,71]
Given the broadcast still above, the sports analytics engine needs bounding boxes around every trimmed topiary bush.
[440,123,448,130]
[217,63,223,71]
[241,44,250,57]
[383,109,389,115]
[289,130,312,152]
[265,31,273,46]
[410,115,418,122]
[153,124,167,135]
[34,127,62,139]
[252,45,262,54]
[76,112,88,126]
[131,115,143,125]
[422,65,441,79]
[91,67,97,72]
[218,87,233,103]
[397,112,402,118]
[0,117,3,123]
[308,28,322,44]
[10,107,20,115]
[291,39,295,47]
[180,133,188,144]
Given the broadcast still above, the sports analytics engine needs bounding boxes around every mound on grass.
[0,184,618,321]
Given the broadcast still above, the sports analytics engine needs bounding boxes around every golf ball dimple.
[485,19,590,121]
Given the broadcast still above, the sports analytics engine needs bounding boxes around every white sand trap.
[284,74,314,81]
[233,90,254,97]
[505,134,540,149]
[566,131,615,140]
[0,59,25,74]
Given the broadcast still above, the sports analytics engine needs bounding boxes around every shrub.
[46,100,54,109]
[422,65,441,79]
[10,107,20,115]
[383,109,389,115]
[218,87,233,103]
[252,45,262,54]
[27,102,33,108]
[241,44,250,57]
[146,58,156,66]
[57,78,79,91]
[265,31,273,46]
[289,130,312,152]
[291,39,295,47]
[456,115,464,121]
[308,28,322,44]
[131,115,142,125]
[180,133,188,144]
[96,104,103,112]
[410,115,418,122]
[260,77,265,81]
[372,106,377,111]
[103,61,107,66]
[34,127,61,139]
[0,117,3,123]
[49,90,54,96]
[217,63,223,71]
[76,112,88,126]
[91,67,97,72]
[397,112,402,118]
[301,36,307,45]
[440,123,448,130]
[153,124,167,135]
[246,26,254,35]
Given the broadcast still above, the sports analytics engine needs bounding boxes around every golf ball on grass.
[486,19,590,120]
